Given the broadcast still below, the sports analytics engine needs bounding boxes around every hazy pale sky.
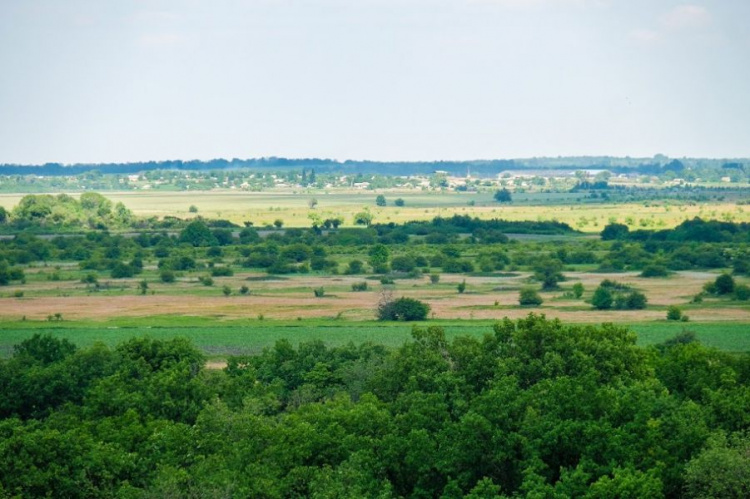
[1,0,749,164]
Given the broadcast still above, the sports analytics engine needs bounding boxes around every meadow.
[1,188,749,232]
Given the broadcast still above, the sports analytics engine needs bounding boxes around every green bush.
[667,305,682,321]
[591,286,613,310]
[519,288,543,306]
[377,297,430,321]
[640,265,669,278]
[734,284,750,301]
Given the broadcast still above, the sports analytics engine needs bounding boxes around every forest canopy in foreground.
[1,315,749,498]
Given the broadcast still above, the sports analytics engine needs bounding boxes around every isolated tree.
[308,198,318,209]
[138,280,149,295]
[378,297,430,321]
[188,205,198,213]
[273,219,284,229]
[519,287,543,306]
[666,306,682,321]
[572,282,584,299]
[394,198,405,207]
[592,286,613,310]
[375,195,387,207]
[354,211,373,227]
[493,188,512,203]
[457,280,466,294]
[715,273,736,295]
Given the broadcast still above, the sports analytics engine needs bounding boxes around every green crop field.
[1,318,748,359]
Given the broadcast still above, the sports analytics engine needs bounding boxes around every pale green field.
[1,189,748,232]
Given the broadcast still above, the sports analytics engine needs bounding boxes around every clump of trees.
[591,280,648,310]
[1,317,749,497]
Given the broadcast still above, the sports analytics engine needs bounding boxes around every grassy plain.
[2,268,749,357]
[1,189,749,232]
[1,188,749,358]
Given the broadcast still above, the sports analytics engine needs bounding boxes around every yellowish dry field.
[1,189,748,232]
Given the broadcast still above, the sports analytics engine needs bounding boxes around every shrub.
[81,273,98,285]
[457,280,466,294]
[345,260,365,275]
[210,266,234,277]
[734,284,750,301]
[239,285,250,295]
[519,288,543,306]
[110,262,134,279]
[222,285,231,297]
[623,291,648,310]
[351,282,368,292]
[430,274,440,284]
[640,265,669,278]
[199,276,214,286]
[160,269,176,283]
[667,305,682,321]
[714,273,736,295]
[591,286,613,310]
[377,297,430,321]
[391,256,417,273]
[313,287,325,297]
[375,195,386,206]
[394,198,405,207]
[572,282,584,299]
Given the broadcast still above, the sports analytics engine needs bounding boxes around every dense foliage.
[1,316,749,497]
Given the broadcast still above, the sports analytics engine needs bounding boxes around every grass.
[1,317,748,359]
[2,190,748,232]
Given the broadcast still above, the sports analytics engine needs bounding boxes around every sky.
[1,0,749,164]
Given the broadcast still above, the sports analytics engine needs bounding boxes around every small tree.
[375,195,386,207]
[188,205,198,213]
[519,288,543,306]
[354,211,373,226]
[160,269,176,283]
[273,219,284,229]
[345,260,364,275]
[715,273,736,295]
[313,287,325,297]
[394,198,405,207]
[592,286,613,310]
[430,274,440,284]
[494,189,512,203]
[239,285,250,295]
[457,280,466,294]
[378,296,430,321]
[735,284,750,301]
[222,285,231,297]
[138,280,149,295]
[667,305,682,321]
[572,282,584,299]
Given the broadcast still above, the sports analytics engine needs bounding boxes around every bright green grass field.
[1,318,748,358]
